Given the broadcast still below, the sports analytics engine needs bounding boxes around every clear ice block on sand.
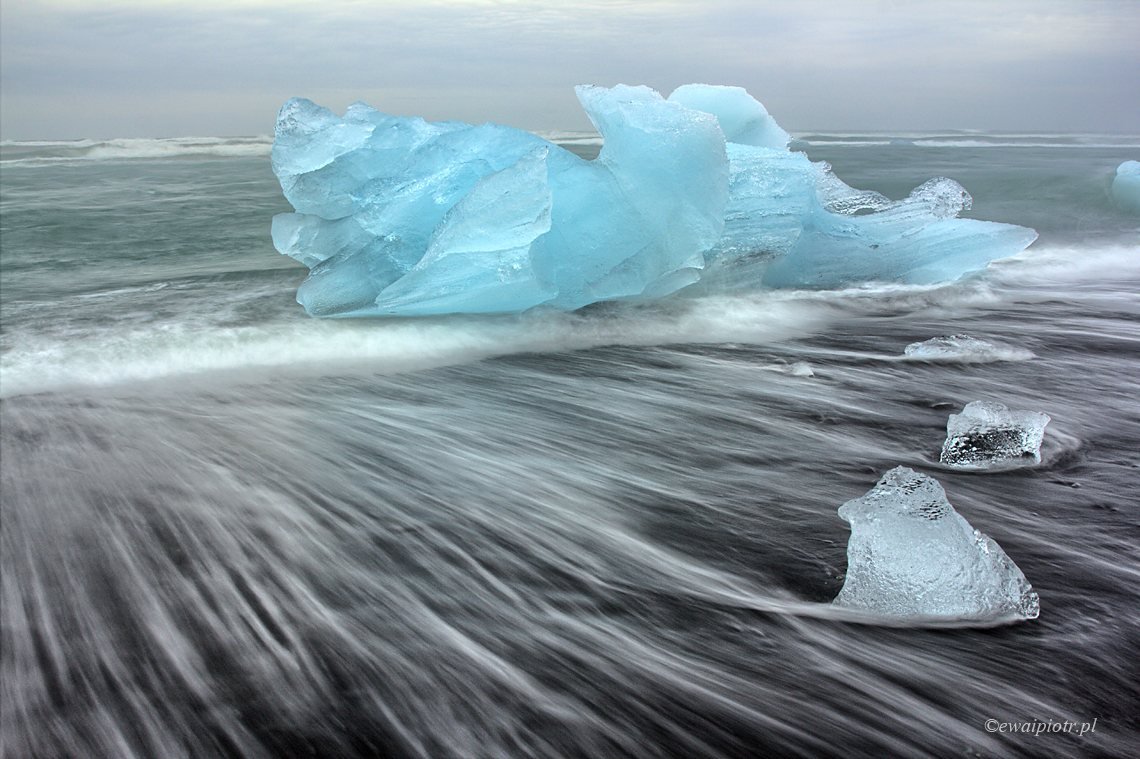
[939,401,1050,468]
[834,467,1039,621]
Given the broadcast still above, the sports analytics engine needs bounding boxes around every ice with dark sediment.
[1111,160,1140,213]
[902,334,1036,362]
[940,401,1050,468]
[271,84,1038,317]
[834,467,1039,622]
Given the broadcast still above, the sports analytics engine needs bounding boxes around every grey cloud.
[1,0,1137,139]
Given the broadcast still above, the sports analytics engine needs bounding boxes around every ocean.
[1,131,1138,758]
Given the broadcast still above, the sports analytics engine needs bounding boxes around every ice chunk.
[902,334,1036,363]
[272,84,1037,317]
[834,466,1039,621]
[1111,160,1140,214]
[273,86,726,317]
[939,401,1050,468]
[758,177,1038,288]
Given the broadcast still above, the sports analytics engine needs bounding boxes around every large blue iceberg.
[271,85,1038,317]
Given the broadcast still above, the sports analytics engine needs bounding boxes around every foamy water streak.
[0,293,831,398]
[0,136,273,165]
[4,130,1139,759]
[6,244,1138,399]
[988,243,1140,286]
[5,273,1138,756]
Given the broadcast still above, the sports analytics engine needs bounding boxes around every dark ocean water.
[1,133,1139,758]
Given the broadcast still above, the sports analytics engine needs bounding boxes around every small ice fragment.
[760,360,814,376]
[903,334,1035,363]
[940,401,1050,468]
[834,466,1039,621]
[1111,160,1140,214]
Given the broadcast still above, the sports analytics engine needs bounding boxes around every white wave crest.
[85,137,273,160]
[913,139,1140,149]
[0,294,831,398]
[1,136,273,165]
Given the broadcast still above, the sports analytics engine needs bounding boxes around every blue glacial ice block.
[272,86,727,317]
[538,85,727,310]
[759,177,1039,288]
[668,84,790,149]
[1111,160,1140,214]
[665,85,1035,291]
[271,84,1037,317]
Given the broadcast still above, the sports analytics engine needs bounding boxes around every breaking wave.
[794,133,1140,149]
[5,241,1137,400]
[0,136,273,165]
[0,292,833,399]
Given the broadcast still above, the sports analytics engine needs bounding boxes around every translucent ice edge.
[902,334,1036,363]
[271,84,1038,317]
[834,467,1039,623]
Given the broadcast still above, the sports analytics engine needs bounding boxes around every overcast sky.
[2,0,1138,139]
